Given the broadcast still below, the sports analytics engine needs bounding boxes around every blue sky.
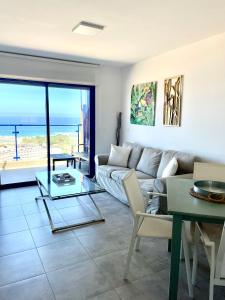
[0,83,88,120]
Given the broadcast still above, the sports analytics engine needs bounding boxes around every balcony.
[0,123,89,185]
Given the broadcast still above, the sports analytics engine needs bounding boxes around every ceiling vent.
[72,21,104,36]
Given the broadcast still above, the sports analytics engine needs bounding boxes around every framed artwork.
[130,81,157,126]
[163,75,183,126]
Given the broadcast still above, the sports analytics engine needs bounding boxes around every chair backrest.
[215,223,225,279]
[193,162,225,181]
[122,169,145,217]
[194,162,225,279]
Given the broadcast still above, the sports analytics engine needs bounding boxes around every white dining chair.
[122,169,193,297]
[192,162,225,300]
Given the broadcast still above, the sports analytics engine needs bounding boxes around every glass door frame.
[0,78,95,189]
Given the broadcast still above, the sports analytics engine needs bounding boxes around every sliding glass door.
[48,86,90,174]
[0,83,47,185]
[0,79,95,188]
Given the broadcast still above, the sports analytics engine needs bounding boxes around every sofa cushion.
[157,150,195,178]
[98,165,129,178]
[108,144,131,168]
[135,171,154,179]
[111,170,152,183]
[146,178,168,215]
[123,142,143,169]
[136,147,162,177]
[139,179,155,197]
[111,170,130,182]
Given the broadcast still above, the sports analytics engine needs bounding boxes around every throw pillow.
[107,144,131,168]
[161,157,178,178]
[136,147,162,177]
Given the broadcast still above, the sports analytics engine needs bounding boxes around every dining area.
[122,162,225,300]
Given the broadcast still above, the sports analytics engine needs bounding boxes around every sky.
[0,83,88,123]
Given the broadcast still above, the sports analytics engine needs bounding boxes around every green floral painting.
[130,81,157,126]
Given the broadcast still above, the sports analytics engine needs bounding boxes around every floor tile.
[131,275,168,300]
[38,238,89,272]
[115,282,151,300]
[74,213,132,237]
[25,210,64,229]
[0,274,55,300]
[58,205,93,222]
[0,205,24,220]
[94,248,157,288]
[0,191,20,207]
[87,289,120,300]
[0,230,35,256]
[47,260,112,300]
[0,216,28,236]
[52,198,80,209]
[17,187,40,203]
[0,249,44,287]
[31,224,74,247]
[22,201,55,215]
[77,227,131,258]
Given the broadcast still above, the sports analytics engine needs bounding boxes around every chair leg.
[168,239,171,252]
[192,225,200,285]
[124,223,139,279]
[209,277,214,300]
[135,237,141,251]
[209,246,215,300]
[182,225,194,298]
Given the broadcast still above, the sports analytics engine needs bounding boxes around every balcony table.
[51,153,76,170]
[167,178,225,300]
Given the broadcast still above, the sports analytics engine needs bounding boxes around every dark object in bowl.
[190,180,225,203]
[52,173,75,185]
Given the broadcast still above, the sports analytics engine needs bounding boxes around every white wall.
[0,53,122,153]
[95,66,122,153]
[121,32,225,163]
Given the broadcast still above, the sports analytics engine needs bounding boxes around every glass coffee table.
[35,169,105,233]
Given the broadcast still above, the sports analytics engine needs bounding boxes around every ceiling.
[1,0,225,66]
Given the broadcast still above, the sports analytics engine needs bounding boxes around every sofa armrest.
[94,154,109,167]
[153,173,193,192]
[146,173,193,215]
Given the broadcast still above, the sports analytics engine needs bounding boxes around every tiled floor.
[1,161,89,185]
[0,186,225,299]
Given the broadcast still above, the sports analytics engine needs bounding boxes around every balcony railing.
[0,123,82,161]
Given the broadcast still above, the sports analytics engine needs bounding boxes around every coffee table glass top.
[35,169,104,199]
[167,178,225,220]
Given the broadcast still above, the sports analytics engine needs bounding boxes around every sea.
[0,116,81,137]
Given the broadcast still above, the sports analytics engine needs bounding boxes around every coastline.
[0,131,82,167]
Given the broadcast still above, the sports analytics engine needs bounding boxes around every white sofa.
[95,142,195,213]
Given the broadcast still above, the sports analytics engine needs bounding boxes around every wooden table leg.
[169,215,182,300]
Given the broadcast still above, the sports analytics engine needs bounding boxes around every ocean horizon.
[0,125,81,137]
[0,116,81,137]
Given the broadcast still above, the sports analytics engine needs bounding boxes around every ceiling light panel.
[72,21,104,36]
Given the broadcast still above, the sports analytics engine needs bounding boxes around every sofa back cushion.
[123,142,143,169]
[157,150,195,178]
[136,147,162,177]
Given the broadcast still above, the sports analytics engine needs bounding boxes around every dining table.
[167,178,225,300]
